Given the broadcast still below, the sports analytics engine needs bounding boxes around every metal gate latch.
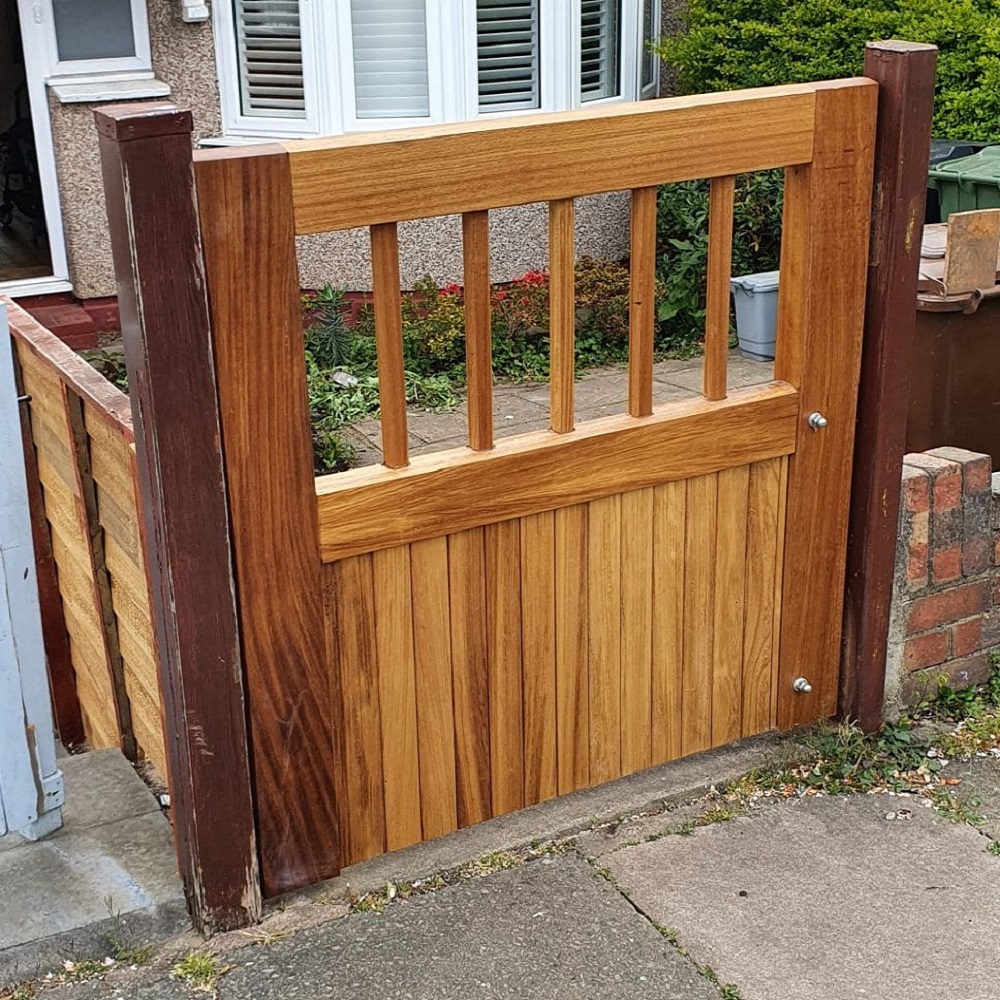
[792,677,813,693]
[807,412,827,430]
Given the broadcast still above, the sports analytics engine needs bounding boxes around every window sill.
[48,75,172,105]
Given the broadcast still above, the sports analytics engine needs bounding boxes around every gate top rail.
[195,83,829,233]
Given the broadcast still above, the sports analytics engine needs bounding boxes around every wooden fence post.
[842,41,937,731]
[95,103,262,932]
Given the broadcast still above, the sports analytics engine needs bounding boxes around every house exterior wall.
[45,0,635,301]
[47,0,222,299]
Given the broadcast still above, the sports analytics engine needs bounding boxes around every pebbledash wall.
[46,0,683,300]
[885,447,1000,713]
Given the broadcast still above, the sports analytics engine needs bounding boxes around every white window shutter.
[233,0,306,118]
[350,0,431,119]
[581,0,621,102]
[476,0,540,113]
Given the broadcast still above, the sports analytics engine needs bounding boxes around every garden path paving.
[344,351,774,466]
[35,754,1000,1000]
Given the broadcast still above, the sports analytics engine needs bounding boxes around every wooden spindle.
[549,198,576,433]
[704,175,736,401]
[628,186,657,417]
[463,211,493,451]
[370,222,409,468]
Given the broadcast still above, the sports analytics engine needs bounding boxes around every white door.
[0,0,70,298]
[0,303,63,839]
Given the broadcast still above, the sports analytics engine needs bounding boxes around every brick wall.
[885,447,1000,711]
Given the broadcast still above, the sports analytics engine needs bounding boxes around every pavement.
[344,351,775,465]
[0,750,188,989]
[11,741,1000,1000]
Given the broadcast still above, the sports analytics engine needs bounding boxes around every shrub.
[656,171,785,348]
[657,0,1000,141]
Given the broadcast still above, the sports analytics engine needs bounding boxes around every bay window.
[216,0,660,139]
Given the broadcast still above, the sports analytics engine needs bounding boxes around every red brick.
[907,581,989,633]
[906,542,928,586]
[953,617,984,656]
[994,537,1000,567]
[933,472,962,511]
[903,631,950,671]
[963,538,990,577]
[902,468,930,514]
[928,446,992,494]
[26,303,98,345]
[931,545,961,584]
[901,653,992,708]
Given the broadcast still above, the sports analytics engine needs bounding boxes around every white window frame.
[40,0,153,79]
[214,0,653,140]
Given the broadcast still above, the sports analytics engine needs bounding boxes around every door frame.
[0,0,71,297]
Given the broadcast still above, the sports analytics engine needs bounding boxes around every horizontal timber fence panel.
[99,78,876,905]
[3,299,166,781]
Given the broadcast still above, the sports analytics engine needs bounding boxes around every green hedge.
[657,0,1000,141]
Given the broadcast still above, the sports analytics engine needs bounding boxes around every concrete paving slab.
[52,855,722,1000]
[0,752,187,988]
[605,794,1000,1000]
[944,755,1000,838]
[657,356,773,393]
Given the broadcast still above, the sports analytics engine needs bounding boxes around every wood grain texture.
[775,79,877,727]
[17,349,122,752]
[704,175,736,401]
[588,493,622,784]
[371,223,409,468]
[273,86,818,232]
[193,144,337,895]
[410,536,458,839]
[629,187,657,417]
[652,480,685,764]
[711,465,749,746]
[942,210,1000,294]
[549,198,576,434]
[372,545,422,851]
[66,392,136,762]
[317,383,798,561]
[462,211,493,451]
[682,473,717,755]
[554,504,589,794]
[741,458,784,737]
[449,527,491,827]
[520,511,557,806]
[620,488,653,773]
[843,42,937,731]
[9,337,83,748]
[486,519,524,815]
[324,557,385,866]
[98,107,263,930]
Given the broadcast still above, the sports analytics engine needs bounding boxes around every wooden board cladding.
[246,85,821,232]
[16,343,121,752]
[325,457,788,868]
[316,382,798,562]
[7,301,165,777]
[85,405,166,780]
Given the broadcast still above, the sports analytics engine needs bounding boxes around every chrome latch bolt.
[792,677,813,694]
[807,412,828,430]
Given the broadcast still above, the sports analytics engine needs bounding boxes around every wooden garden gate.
[97,76,877,914]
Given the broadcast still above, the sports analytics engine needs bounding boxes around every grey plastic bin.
[730,270,779,361]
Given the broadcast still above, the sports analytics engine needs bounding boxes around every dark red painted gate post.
[842,41,937,731]
[95,103,262,932]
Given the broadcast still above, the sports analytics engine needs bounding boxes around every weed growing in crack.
[171,953,233,993]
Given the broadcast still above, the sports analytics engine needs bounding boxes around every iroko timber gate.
[96,77,876,918]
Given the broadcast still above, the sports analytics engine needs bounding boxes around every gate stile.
[99,78,878,918]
